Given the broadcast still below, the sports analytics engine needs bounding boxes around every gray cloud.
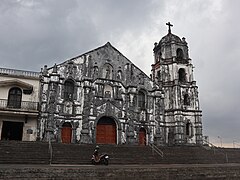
[0,0,239,147]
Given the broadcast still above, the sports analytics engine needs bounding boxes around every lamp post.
[217,136,222,148]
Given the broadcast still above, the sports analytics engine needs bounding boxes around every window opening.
[186,122,191,136]
[179,68,186,83]
[138,91,145,109]
[183,94,190,106]
[64,80,74,100]
[7,87,22,108]
[176,48,183,60]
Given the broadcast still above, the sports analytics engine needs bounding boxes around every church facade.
[38,25,203,146]
[39,42,165,145]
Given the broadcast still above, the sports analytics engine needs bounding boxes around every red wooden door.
[139,128,146,146]
[96,124,116,144]
[61,127,72,143]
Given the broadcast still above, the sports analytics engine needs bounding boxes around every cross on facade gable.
[166,22,173,34]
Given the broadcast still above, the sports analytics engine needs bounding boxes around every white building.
[0,68,40,141]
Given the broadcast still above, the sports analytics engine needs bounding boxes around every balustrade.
[0,99,38,111]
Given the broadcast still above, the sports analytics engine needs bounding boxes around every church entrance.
[139,128,146,146]
[1,121,23,141]
[96,116,116,144]
[61,122,72,143]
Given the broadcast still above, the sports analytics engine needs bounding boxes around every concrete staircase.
[51,143,162,164]
[1,141,240,165]
[1,164,240,180]
[161,146,227,164]
[2,141,240,179]
[0,141,49,164]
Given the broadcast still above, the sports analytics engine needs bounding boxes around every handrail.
[203,139,228,163]
[149,142,164,158]
[235,142,240,146]
[233,141,240,148]
[48,134,53,165]
[143,138,163,158]
[203,139,217,148]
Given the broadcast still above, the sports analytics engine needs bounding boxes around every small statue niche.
[63,101,73,114]
[117,70,122,80]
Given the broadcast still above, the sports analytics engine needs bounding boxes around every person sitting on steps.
[93,145,100,162]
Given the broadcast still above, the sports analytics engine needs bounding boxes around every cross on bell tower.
[166,22,173,34]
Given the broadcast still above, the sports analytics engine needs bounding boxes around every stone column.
[195,115,203,145]
[154,125,165,146]
[37,75,44,141]
[72,121,79,143]
[174,115,185,144]
[44,65,60,142]
[126,120,135,144]
[80,85,92,144]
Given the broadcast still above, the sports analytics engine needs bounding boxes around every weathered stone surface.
[152,28,203,146]
[38,28,203,146]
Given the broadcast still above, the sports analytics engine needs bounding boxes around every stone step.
[1,141,240,165]
[1,164,240,179]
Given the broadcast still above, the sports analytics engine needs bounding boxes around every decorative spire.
[53,63,57,73]
[166,22,173,34]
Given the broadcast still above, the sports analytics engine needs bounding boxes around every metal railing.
[149,142,164,158]
[203,139,228,163]
[143,138,163,158]
[48,132,53,165]
[0,99,38,111]
[233,141,240,148]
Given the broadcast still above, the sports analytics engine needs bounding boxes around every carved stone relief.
[63,101,73,114]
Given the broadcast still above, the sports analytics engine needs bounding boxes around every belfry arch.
[178,68,186,83]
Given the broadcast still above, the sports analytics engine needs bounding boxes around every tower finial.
[166,22,173,34]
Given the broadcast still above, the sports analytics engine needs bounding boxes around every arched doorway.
[139,128,146,146]
[96,116,116,144]
[61,122,72,143]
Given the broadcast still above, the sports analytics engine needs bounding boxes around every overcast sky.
[0,0,239,147]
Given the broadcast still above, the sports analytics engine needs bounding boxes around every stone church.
[38,24,203,146]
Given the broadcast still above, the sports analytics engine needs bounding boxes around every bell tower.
[152,23,203,145]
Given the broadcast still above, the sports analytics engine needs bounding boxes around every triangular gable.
[49,42,151,81]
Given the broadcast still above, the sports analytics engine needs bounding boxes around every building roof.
[0,67,39,79]
[159,32,182,44]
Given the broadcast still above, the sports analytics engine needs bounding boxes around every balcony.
[0,67,39,78]
[0,99,39,111]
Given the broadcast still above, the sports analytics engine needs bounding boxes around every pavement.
[1,163,240,169]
